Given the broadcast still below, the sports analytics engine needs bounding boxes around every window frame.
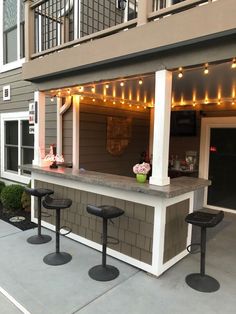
[0,111,33,183]
[0,0,25,73]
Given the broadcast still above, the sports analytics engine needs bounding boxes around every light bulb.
[138,79,143,85]
[120,81,124,87]
[204,64,209,74]
[178,68,183,78]
[231,59,236,69]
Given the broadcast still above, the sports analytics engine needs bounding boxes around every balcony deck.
[0,211,236,314]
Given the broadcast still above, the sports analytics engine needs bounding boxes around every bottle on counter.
[174,155,180,170]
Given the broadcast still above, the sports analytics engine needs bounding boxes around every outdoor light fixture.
[117,0,127,10]
[232,59,236,69]
[178,68,183,78]
[204,64,209,75]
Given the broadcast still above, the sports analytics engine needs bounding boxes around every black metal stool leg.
[43,209,72,266]
[185,227,220,292]
[27,196,52,245]
[88,218,119,281]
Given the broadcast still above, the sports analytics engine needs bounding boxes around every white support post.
[57,97,63,156]
[149,70,172,186]
[72,95,80,169]
[33,91,46,166]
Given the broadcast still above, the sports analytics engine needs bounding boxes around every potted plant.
[133,162,151,183]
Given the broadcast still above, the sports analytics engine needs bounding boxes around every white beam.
[57,97,63,156]
[72,95,80,169]
[149,70,172,186]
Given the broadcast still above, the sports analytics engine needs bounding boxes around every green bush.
[21,181,31,212]
[0,181,6,197]
[1,184,24,213]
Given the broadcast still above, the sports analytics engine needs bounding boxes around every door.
[199,117,236,213]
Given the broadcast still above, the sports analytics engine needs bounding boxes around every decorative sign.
[107,117,132,156]
[29,125,35,134]
[29,102,35,124]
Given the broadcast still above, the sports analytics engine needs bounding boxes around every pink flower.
[133,162,151,174]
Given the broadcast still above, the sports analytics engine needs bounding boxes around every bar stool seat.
[42,195,72,266]
[87,205,124,281]
[25,187,54,244]
[185,210,224,292]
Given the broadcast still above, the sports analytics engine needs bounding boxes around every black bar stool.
[42,195,72,266]
[185,210,224,292]
[87,205,124,281]
[25,187,54,244]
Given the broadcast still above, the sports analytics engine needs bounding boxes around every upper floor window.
[1,0,25,70]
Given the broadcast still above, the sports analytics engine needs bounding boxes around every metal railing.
[26,0,215,59]
[31,0,138,55]
[151,0,212,20]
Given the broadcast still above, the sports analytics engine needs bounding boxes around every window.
[1,112,33,183]
[0,0,25,71]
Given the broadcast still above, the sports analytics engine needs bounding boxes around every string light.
[120,81,124,87]
[105,84,109,89]
[217,99,221,105]
[138,79,143,85]
[231,59,236,69]
[178,68,183,78]
[91,87,95,93]
[50,97,54,102]
[232,99,235,105]
[204,64,209,75]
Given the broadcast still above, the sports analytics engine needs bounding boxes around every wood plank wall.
[79,103,150,177]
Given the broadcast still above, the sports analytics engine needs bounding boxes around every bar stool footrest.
[185,273,220,292]
[27,234,52,245]
[60,226,72,236]
[41,211,52,218]
[105,235,119,245]
[88,265,119,281]
[43,252,72,266]
[186,242,200,254]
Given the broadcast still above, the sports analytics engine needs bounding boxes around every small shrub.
[1,184,24,213]
[21,181,31,212]
[0,181,6,197]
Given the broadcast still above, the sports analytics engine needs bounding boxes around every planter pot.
[136,174,147,183]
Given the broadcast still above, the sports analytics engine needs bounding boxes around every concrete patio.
[0,212,235,314]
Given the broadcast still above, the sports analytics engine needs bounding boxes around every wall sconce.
[117,0,127,10]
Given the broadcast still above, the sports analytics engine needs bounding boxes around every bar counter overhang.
[21,164,210,276]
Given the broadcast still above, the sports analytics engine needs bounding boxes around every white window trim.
[0,0,25,72]
[0,111,32,184]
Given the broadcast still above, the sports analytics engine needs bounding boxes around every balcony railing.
[25,0,216,60]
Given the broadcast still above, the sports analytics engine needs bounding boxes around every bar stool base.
[43,252,72,266]
[88,265,119,281]
[185,273,220,292]
[27,234,52,245]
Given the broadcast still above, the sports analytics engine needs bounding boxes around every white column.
[57,97,63,156]
[149,70,172,186]
[33,91,46,166]
[73,95,80,169]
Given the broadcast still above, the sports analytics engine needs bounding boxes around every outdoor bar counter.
[22,165,210,276]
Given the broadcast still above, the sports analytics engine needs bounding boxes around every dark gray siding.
[79,103,150,177]
[0,68,34,112]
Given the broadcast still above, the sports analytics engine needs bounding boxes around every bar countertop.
[21,164,210,199]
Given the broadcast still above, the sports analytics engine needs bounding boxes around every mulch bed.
[0,206,37,231]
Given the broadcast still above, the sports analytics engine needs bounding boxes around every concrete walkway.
[0,212,236,314]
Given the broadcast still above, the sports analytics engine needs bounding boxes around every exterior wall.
[0,68,33,113]
[45,98,57,151]
[36,179,154,265]
[0,68,34,179]
[163,199,189,263]
[79,103,150,176]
